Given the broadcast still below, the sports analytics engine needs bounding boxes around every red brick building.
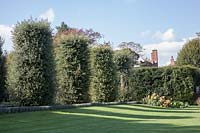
[151,49,158,67]
[140,49,158,67]
[169,56,175,66]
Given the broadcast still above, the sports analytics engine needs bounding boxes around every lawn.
[0,104,200,133]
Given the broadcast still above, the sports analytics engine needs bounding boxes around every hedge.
[129,66,200,104]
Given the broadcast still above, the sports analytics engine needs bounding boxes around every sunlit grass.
[0,104,200,133]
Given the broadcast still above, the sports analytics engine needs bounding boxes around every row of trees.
[0,19,199,106]
[0,19,139,106]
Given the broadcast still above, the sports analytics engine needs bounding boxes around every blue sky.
[0,0,200,66]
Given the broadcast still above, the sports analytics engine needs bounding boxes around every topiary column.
[54,34,90,104]
[9,19,55,106]
[0,36,6,102]
[90,44,117,102]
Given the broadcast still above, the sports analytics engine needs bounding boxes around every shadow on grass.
[104,104,200,113]
[49,107,199,133]
[60,107,192,120]
[0,104,200,133]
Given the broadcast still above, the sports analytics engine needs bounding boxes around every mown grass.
[0,104,200,133]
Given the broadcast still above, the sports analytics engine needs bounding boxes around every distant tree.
[114,48,137,101]
[56,22,71,33]
[119,41,143,56]
[114,48,135,74]
[55,22,102,44]
[8,19,55,106]
[0,36,6,102]
[176,36,200,68]
[82,29,102,44]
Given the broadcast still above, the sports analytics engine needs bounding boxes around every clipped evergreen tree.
[176,37,200,67]
[5,52,14,101]
[54,33,90,104]
[8,19,55,106]
[90,44,117,102]
[0,36,6,102]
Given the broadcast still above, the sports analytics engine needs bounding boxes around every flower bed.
[142,93,189,108]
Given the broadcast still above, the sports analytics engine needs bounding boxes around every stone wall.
[0,101,138,114]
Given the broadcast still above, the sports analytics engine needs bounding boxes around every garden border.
[0,101,138,114]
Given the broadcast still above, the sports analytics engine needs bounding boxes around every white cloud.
[141,28,176,41]
[39,8,55,22]
[143,37,194,66]
[153,28,175,41]
[0,25,13,51]
[140,28,193,66]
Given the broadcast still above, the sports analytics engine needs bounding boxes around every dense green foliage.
[176,38,200,67]
[114,48,137,101]
[0,36,6,102]
[54,34,90,104]
[1,104,200,133]
[129,66,200,104]
[90,45,117,102]
[7,19,55,106]
[0,36,4,101]
[5,52,15,100]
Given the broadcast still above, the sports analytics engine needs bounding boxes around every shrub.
[54,33,90,104]
[142,93,189,108]
[7,19,55,106]
[90,44,117,102]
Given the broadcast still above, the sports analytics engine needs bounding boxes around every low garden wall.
[0,101,138,114]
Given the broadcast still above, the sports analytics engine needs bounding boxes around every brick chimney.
[169,56,175,66]
[151,49,158,67]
